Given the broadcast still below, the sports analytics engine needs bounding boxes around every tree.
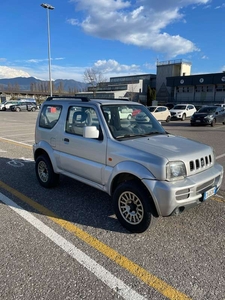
[83,68,107,98]
[147,86,156,106]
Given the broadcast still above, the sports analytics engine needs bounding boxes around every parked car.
[190,106,225,126]
[11,102,37,112]
[147,106,171,122]
[170,104,196,121]
[0,101,19,111]
[118,106,133,119]
[131,109,141,118]
[214,103,225,108]
[33,96,223,233]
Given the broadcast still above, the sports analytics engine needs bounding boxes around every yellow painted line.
[0,137,32,149]
[0,180,191,300]
[211,196,225,203]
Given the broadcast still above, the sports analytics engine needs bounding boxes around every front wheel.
[181,113,186,121]
[113,181,156,233]
[35,154,59,188]
[16,107,21,112]
[211,119,216,127]
[166,116,171,123]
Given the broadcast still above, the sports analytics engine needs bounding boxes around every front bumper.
[191,118,213,125]
[143,162,223,216]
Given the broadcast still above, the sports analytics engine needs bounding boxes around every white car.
[0,101,19,111]
[148,106,171,122]
[118,106,133,119]
[170,104,196,121]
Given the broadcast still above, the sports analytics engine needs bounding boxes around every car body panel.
[33,97,223,217]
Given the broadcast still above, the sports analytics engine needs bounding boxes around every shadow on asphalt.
[0,157,130,234]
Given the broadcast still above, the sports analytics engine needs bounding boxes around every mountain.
[0,77,88,92]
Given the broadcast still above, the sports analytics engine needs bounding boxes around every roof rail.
[46,96,90,102]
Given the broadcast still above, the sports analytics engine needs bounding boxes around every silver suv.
[33,96,223,233]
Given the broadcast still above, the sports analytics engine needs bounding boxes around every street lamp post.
[41,3,54,97]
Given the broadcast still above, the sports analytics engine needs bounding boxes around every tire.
[127,114,132,120]
[31,107,36,112]
[166,116,170,123]
[2,107,6,111]
[35,154,59,188]
[113,180,156,233]
[211,119,216,127]
[181,113,186,121]
[16,107,21,112]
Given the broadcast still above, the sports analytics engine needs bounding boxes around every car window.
[39,105,62,129]
[66,106,99,137]
[188,105,194,110]
[173,105,187,110]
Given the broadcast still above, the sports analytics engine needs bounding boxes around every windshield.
[101,104,166,139]
[148,106,157,112]
[198,107,217,113]
[173,105,187,110]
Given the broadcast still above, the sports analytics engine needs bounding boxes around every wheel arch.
[33,144,58,174]
[110,173,159,217]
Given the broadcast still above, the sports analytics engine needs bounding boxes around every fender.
[104,160,156,196]
[33,140,60,173]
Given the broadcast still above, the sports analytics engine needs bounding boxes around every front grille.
[196,179,214,193]
[189,155,213,172]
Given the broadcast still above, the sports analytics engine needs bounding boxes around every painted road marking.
[0,137,32,149]
[0,192,145,300]
[0,181,191,300]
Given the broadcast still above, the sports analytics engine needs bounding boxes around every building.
[156,59,225,105]
[167,72,225,105]
[75,74,156,104]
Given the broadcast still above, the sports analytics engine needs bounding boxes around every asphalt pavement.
[0,111,225,300]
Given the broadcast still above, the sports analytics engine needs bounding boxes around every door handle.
[64,138,69,142]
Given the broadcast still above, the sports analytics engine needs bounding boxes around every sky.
[0,0,225,82]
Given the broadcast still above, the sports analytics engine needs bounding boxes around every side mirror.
[83,126,99,139]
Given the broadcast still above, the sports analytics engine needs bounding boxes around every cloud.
[0,66,31,79]
[0,59,150,81]
[215,3,225,9]
[68,0,211,57]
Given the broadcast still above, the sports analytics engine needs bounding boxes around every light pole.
[41,3,54,97]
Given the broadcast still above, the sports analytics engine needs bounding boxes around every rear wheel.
[35,154,59,188]
[31,107,36,112]
[113,180,156,233]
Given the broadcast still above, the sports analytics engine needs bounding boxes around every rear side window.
[39,105,62,129]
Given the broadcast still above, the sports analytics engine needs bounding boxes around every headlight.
[166,161,187,181]
[204,115,213,119]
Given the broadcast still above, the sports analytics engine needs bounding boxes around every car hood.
[109,134,213,179]
[122,134,210,161]
[193,112,214,117]
[170,108,185,113]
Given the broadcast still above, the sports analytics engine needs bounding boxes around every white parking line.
[0,193,145,300]
[216,153,225,160]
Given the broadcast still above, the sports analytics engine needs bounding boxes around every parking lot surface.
[0,111,225,300]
